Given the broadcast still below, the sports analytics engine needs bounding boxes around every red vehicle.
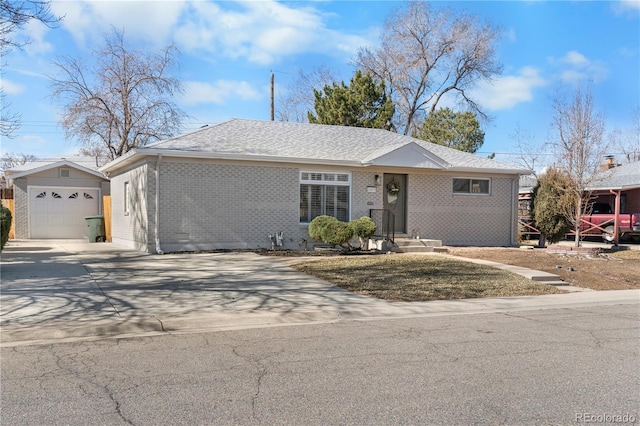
[579,203,640,243]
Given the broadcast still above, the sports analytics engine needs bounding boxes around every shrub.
[308,215,338,241]
[1,206,12,251]
[320,220,354,247]
[532,167,575,244]
[349,216,377,248]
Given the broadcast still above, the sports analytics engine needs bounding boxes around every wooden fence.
[103,195,112,242]
[1,199,15,240]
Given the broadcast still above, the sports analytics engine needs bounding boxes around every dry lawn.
[289,254,564,301]
[447,246,640,291]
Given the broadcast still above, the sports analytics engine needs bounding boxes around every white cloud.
[472,67,547,111]
[173,1,369,65]
[612,0,640,15]
[548,51,609,85]
[560,50,589,67]
[50,1,370,65]
[20,20,53,55]
[1,79,25,95]
[181,80,261,106]
[51,0,187,49]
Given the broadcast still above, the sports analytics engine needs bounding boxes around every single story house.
[5,157,110,239]
[101,119,531,253]
[587,160,640,214]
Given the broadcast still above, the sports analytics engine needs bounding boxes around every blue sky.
[2,0,639,168]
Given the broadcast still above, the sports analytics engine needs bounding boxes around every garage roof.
[5,157,108,181]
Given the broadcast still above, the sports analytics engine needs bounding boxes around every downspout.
[155,154,164,254]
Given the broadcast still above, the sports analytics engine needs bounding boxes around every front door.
[383,174,407,234]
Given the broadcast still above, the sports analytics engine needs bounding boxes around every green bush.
[309,215,377,250]
[320,220,354,247]
[532,167,575,244]
[1,206,12,251]
[349,216,377,248]
[308,215,338,240]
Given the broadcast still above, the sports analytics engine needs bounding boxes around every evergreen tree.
[531,167,576,244]
[415,108,485,153]
[308,71,394,130]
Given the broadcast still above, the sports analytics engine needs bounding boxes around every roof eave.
[101,149,368,172]
[588,184,640,192]
[447,166,533,175]
[7,160,107,180]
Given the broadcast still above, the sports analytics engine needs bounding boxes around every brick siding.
[407,173,517,246]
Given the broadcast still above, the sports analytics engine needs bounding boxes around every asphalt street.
[1,303,638,425]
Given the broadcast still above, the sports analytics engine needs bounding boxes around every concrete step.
[393,238,446,253]
[395,238,443,247]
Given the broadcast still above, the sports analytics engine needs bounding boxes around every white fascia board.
[7,160,107,180]
[101,148,366,172]
[447,166,534,175]
[99,150,141,174]
[587,183,640,191]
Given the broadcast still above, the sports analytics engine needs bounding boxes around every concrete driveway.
[1,240,392,341]
[2,240,638,345]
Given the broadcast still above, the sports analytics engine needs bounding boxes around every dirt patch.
[447,246,640,291]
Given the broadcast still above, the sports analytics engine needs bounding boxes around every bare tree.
[610,107,640,164]
[550,83,608,247]
[1,0,61,138]
[510,123,547,174]
[1,152,36,170]
[355,1,502,135]
[1,151,37,187]
[50,28,187,160]
[277,65,339,123]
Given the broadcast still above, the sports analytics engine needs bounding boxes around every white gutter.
[155,154,163,255]
[103,148,533,176]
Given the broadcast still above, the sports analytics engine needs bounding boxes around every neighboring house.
[518,160,640,215]
[587,160,640,214]
[518,174,538,217]
[5,157,110,239]
[100,119,531,253]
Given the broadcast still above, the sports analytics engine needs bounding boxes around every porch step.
[393,238,447,253]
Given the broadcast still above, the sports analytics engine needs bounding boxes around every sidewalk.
[2,240,639,347]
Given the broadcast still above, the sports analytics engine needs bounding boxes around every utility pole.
[270,72,275,121]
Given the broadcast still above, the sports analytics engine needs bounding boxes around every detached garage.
[5,158,110,240]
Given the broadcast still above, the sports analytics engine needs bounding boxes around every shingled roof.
[588,161,640,191]
[103,119,531,175]
[5,156,107,181]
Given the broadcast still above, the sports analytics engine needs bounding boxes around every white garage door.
[29,187,100,239]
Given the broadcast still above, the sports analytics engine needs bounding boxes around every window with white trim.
[124,181,130,215]
[299,172,350,223]
[453,178,490,195]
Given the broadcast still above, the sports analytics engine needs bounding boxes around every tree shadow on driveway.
[1,242,387,328]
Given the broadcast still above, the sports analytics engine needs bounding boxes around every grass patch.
[290,255,564,301]
[609,249,640,261]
